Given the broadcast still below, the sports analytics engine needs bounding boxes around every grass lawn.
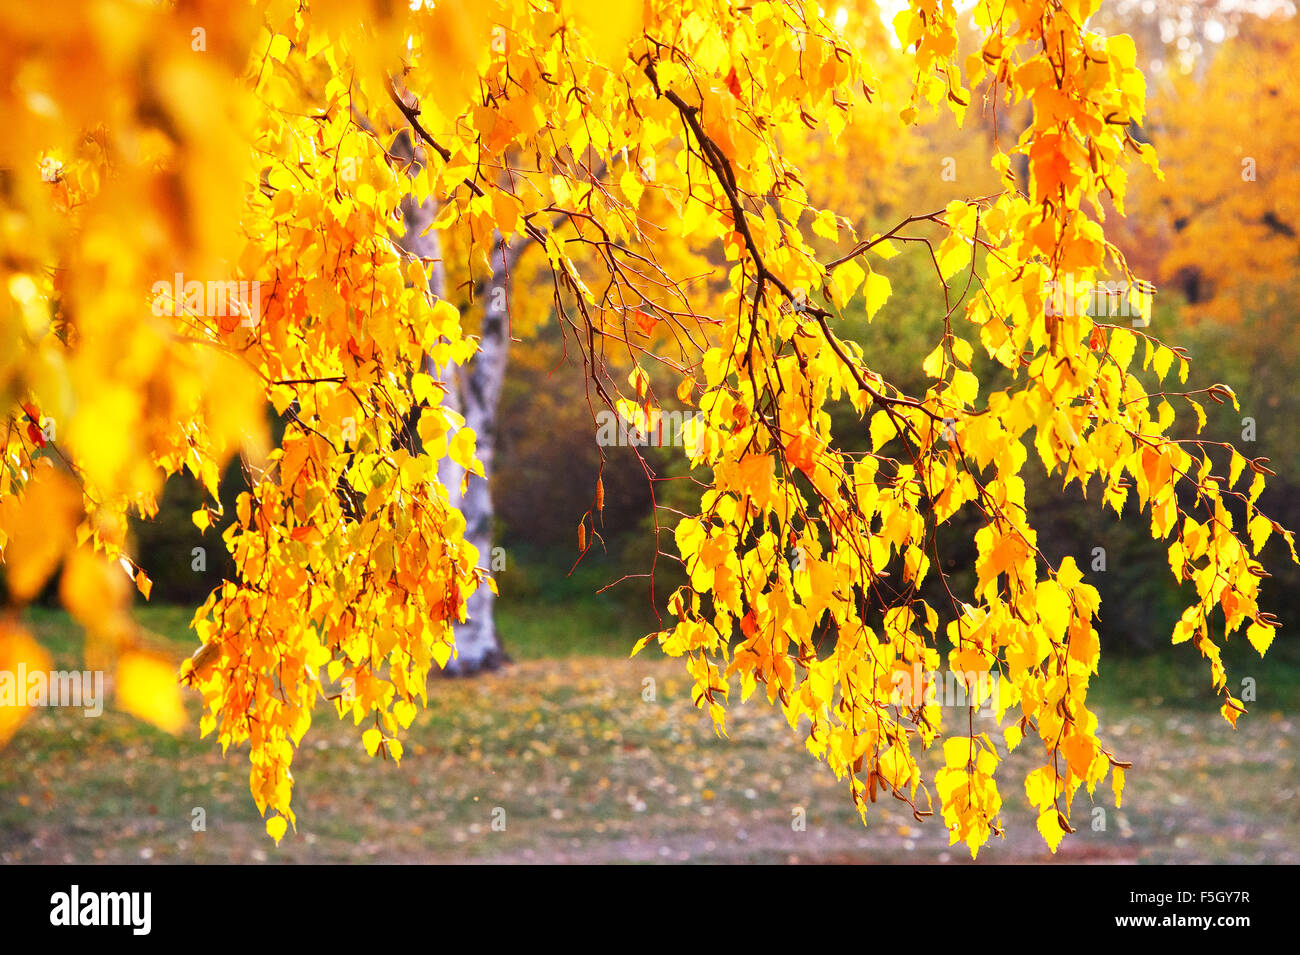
[1,603,1297,864]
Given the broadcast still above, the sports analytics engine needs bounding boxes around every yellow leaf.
[1034,580,1071,642]
[394,698,418,728]
[870,236,901,260]
[1061,732,1097,779]
[1036,808,1067,852]
[870,410,898,451]
[116,650,186,734]
[922,345,945,378]
[1220,696,1244,728]
[864,268,892,320]
[449,428,480,474]
[59,547,129,630]
[734,453,774,504]
[620,168,644,208]
[952,338,974,367]
[1004,724,1023,751]
[1152,346,1174,382]
[267,33,292,63]
[1248,513,1273,554]
[628,364,651,398]
[1108,327,1137,370]
[830,259,865,308]
[1246,621,1275,657]
[951,369,979,406]
[1,468,81,602]
[812,210,838,240]
[877,744,912,791]
[1024,765,1058,811]
[0,623,52,747]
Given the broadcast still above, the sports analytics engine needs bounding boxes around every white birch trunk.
[435,239,513,674]
[396,152,509,673]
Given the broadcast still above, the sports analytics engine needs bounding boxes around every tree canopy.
[1,0,1293,856]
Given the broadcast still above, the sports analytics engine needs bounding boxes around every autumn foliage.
[1,0,1294,857]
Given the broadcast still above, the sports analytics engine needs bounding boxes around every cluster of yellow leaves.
[1,0,486,842]
[632,0,1294,859]
[2,0,1293,855]
[1,1,270,740]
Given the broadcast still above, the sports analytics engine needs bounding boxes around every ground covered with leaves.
[2,609,1296,864]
